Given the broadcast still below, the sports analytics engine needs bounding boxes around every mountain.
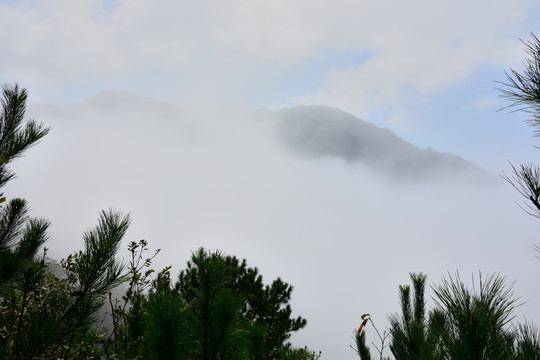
[276,105,491,181]
[30,93,491,182]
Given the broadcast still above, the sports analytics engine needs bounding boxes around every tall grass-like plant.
[429,272,518,360]
[514,321,540,359]
[355,329,372,360]
[374,272,540,359]
[389,273,434,360]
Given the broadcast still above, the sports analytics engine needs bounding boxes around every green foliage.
[389,273,433,360]
[499,33,540,219]
[54,210,130,353]
[148,247,311,360]
[0,83,56,360]
[429,272,518,360]
[498,33,540,134]
[503,162,540,218]
[142,290,191,359]
[0,87,131,356]
[0,198,50,285]
[278,344,322,360]
[176,248,308,360]
[355,330,372,360]
[93,244,315,360]
[176,248,246,360]
[0,83,50,288]
[515,322,540,359]
[379,272,540,360]
[0,84,49,188]
[63,210,130,298]
[0,209,131,359]
[0,83,318,359]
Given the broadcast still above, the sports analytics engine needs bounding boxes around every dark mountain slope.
[277,105,492,181]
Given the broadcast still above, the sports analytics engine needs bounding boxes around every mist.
[6,92,540,359]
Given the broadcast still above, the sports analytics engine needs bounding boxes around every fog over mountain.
[6,92,539,359]
[278,105,491,181]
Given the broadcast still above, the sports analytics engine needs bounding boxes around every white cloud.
[286,0,537,122]
[475,95,498,110]
[0,0,538,113]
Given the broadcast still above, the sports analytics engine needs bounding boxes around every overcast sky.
[2,1,540,359]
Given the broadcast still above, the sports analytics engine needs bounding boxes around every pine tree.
[499,33,540,218]
[0,83,50,286]
[176,248,308,360]
[0,84,51,359]
[0,84,133,359]
[429,272,518,360]
[389,273,434,360]
[135,248,312,359]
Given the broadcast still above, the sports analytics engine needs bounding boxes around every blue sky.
[0,0,539,173]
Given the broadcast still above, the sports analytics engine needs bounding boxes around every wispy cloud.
[0,0,536,114]
[475,95,498,110]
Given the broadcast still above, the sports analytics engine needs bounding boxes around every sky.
[0,0,539,171]
[2,1,540,359]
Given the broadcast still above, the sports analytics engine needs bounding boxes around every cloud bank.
[4,93,539,359]
[0,0,537,116]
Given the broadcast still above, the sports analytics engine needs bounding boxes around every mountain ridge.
[29,92,493,182]
[276,104,492,181]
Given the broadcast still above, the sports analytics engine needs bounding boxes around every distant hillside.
[277,105,492,181]
[29,93,493,182]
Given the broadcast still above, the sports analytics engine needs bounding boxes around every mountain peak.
[277,105,492,181]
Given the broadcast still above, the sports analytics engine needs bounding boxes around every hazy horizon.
[2,93,538,359]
